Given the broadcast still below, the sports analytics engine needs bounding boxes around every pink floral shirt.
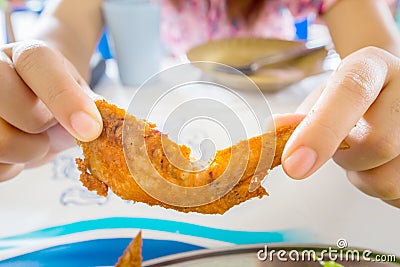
[160,0,396,55]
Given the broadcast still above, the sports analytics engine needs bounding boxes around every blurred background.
[1,0,399,88]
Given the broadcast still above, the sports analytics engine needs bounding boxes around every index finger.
[10,41,102,142]
[282,47,393,179]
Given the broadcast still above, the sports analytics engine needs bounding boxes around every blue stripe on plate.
[0,217,309,245]
[0,238,204,267]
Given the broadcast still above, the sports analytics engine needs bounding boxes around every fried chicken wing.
[76,100,348,214]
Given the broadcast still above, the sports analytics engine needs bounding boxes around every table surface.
[0,57,399,265]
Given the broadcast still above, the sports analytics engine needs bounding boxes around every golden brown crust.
[75,158,108,196]
[76,100,289,214]
[115,231,142,267]
[76,100,347,214]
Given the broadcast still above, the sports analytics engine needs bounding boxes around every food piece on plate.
[115,231,142,267]
[76,100,348,214]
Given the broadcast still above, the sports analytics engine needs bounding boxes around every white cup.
[102,0,161,86]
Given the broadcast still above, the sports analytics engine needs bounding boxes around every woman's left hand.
[280,46,400,208]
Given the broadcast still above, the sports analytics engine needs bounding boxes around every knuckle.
[13,41,49,74]
[341,70,371,94]
[45,83,71,105]
[367,134,400,164]
[333,48,388,111]
[335,71,374,109]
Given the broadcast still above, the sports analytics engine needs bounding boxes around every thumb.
[11,40,103,142]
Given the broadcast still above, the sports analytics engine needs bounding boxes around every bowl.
[186,38,329,92]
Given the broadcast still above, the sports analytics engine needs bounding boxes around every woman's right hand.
[0,40,103,181]
[280,46,400,208]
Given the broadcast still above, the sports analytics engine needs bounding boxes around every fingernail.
[283,146,317,179]
[70,111,102,141]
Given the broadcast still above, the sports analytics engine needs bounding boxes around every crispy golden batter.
[115,231,142,267]
[76,100,348,214]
